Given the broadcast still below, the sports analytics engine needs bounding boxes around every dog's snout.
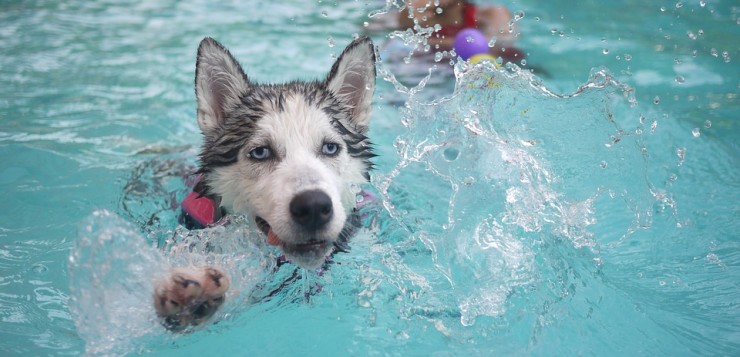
[290,190,333,230]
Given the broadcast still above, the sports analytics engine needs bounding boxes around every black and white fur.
[154,36,376,331]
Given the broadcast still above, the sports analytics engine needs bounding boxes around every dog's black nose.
[290,190,333,230]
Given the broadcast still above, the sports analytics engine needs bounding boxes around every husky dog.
[153,36,376,331]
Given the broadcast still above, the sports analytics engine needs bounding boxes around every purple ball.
[453,28,489,60]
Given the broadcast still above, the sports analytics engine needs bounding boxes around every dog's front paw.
[153,266,230,331]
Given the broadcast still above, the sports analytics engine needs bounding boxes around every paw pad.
[153,266,230,331]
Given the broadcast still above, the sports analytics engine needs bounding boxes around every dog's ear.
[326,37,376,129]
[195,37,249,133]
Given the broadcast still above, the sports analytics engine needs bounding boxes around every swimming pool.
[1,0,738,355]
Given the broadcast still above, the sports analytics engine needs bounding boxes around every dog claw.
[153,266,230,331]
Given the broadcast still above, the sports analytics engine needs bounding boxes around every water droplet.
[692,128,701,137]
[704,120,712,129]
[602,48,609,55]
[535,16,540,21]
[363,21,369,28]
[675,75,685,84]
[31,264,48,274]
[653,96,660,105]
[700,0,706,7]
[443,148,460,161]
[513,10,525,21]
[660,6,666,12]
[465,35,474,43]
[600,161,608,169]
[659,280,666,286]
[462,177,475,186]
[520,59,527,66]
[550,27,558,34]
[624,54,632,61]
[327,35,335,48]
[710,48,718,57]
[687,31,697,40]
[321,10,328,17]
[722,51,730,63]
[487,37,497,48]
[676,147,686,163]
[434,51,443,62]
[675,1,683,8]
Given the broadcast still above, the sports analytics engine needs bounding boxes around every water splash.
[370,62,666,329]
[68,210,168,355]
[68,210,273,355]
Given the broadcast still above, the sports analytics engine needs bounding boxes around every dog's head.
[193,37,376,269]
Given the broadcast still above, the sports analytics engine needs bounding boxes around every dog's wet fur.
[153,36,376,330]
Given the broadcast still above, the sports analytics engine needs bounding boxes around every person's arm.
[476,6,517,45]
[397,0,461,50]
[399,0,447,29]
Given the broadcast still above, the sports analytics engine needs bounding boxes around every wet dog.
[153,36,376,331]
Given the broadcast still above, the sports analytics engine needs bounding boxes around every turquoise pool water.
[1,0,738,355]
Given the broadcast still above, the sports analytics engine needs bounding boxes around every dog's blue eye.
[249,147,271,160]
[322,143,339,156]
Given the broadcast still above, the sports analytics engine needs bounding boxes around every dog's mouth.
[255,216,282,246]
[254,216,330,254]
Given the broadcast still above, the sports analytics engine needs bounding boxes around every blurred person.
[397,0,524,62]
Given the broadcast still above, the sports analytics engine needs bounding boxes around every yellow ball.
[469,54,499,66]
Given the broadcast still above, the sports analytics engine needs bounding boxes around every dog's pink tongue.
[267,228,282,246]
